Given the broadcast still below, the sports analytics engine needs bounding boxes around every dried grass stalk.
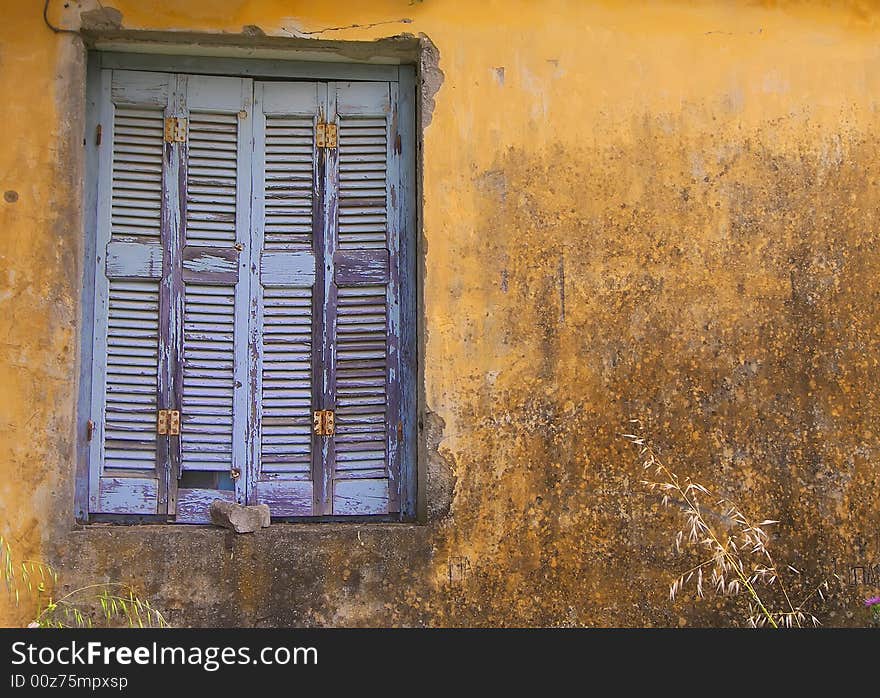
[622,421,829,628]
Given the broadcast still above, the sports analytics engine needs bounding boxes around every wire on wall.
[43,0,81,36]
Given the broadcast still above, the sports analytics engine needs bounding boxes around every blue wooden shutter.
[249,82,322,515]
[174,75,254,523]
[88,71,410,520]
[88,70,172,515]
[326,81,402,515]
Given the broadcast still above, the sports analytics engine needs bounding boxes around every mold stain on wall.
[2,0,880,626]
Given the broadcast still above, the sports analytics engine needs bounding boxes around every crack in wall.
[284,18,414,37]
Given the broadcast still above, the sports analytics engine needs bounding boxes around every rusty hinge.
[95,124,102,147]
[157,409,181,436]
[313,409,335,436]
[164,117,187,143]
[316,122,337,149]
[86,419,95,441]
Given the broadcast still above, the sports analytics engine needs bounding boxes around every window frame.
[74,50,419,524]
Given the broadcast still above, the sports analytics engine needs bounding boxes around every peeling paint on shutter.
[260,286,313,472]
[110,107,164,244]
[180,113,238,474]
[260,287,313,477]
[250,82,321,516]
[264,115,315,249]
[337,116,388,250]
[334,284,388,479]
[175,76,253,523]
[328,82,401,515]
[87,70,412,520]
[180,284,235,468]
[185,112,238,247]
[88,70,170,515]
[103,280,161,473]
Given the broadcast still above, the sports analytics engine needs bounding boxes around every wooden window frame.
[75,50,420,524]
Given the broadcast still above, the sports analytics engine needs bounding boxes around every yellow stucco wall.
[2,0,880,626]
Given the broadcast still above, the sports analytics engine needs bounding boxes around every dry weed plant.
[1,533,168,628]
[622,420,830,628]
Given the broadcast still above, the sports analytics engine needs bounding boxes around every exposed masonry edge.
[417,34,444,130]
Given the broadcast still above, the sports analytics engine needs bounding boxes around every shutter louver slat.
[103,281,159,472]
[111,107,164,243]
[260,287,312,475]
[181,284,235,469]
[264,115,314,249]
[338,117,387,250]
[186,111,238,247]
[334,285,387,476]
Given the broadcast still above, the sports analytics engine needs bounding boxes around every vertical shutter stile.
[318,85,339,516]
[161,73,186,517]
[386,81,403,513]
[88,70,172,515]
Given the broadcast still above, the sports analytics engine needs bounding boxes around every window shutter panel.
[88,70,172,514]
[174,75,254,523]
[327,82,402,515]
[249,82,322,515]
[88,72,411,520]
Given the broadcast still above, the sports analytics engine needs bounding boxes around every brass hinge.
[313,409,335,436]
[157,409,181,435]
[315,122,337,149]
[164,117,187,143]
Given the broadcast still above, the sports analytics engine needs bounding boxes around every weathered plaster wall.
[2,0,880,626]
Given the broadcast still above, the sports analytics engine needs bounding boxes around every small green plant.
[1,534,168,628]
[622,421,830,628]
[865,596,880,626]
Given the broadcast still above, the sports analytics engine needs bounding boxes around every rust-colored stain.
[2,0,880,626]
